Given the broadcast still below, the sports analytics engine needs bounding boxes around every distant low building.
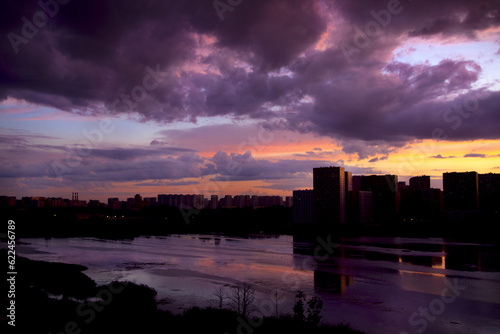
[210,195,219,209]
[108,198,119,208]
[144,197,157,207]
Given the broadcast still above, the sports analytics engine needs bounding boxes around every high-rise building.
[293,190,314,224]
[443,172,479,210]
[409,176,431,191]
[398,181,407,192]
[313,166,345,224]
[479,173,500,213]
[360,175,399,222]
[352,176,361,191]
[348,190,373,224]
[345,171,352,197]
[427,188,444,214]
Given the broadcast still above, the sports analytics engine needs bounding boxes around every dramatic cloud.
[2,0,499,151]
[1,0,499,198]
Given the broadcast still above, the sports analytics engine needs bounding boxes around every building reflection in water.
[431,255,446,270]
[314,271,353,294]
[292,235,353,294]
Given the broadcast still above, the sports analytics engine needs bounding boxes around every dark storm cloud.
[334,0,500,38]
[279,59,500,157]
[1,0,500,158]
[291,60,485,141]
[0,0,324,116]
[188,0,327,70]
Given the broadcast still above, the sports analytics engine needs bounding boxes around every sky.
[1,0,500,202]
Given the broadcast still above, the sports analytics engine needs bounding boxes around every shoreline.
[0,250,364,334]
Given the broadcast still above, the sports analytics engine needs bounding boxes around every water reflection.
[19,235,500,334]
[292,235,499,272]
[314,271,353,294]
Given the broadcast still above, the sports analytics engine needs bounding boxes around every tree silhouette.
[293,291,323,325]
[306,296,323,325]
[212,286,226,310]
[293,291,306,322]
[274,290,280,318]
[227,282,255,318]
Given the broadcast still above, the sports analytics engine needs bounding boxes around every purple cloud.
[431,154,456,159]
[464,153,486,158]
[1,0,499,160]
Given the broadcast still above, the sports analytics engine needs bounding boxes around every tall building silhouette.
[401,175,443,220]
[313,166,345,224]
[409,176,431,191]
[348,190,373,224]
[352,175,361,191]
[360,175,399,222]
[443,172,479,210]
[479,173,500,213]
[345,171,352,196]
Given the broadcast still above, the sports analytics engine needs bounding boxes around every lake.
[18,234,500,334]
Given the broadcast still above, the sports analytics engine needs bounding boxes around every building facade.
[313,166,346,224]
[443,172,479,211]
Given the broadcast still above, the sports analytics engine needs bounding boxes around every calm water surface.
[19,235,500,334]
